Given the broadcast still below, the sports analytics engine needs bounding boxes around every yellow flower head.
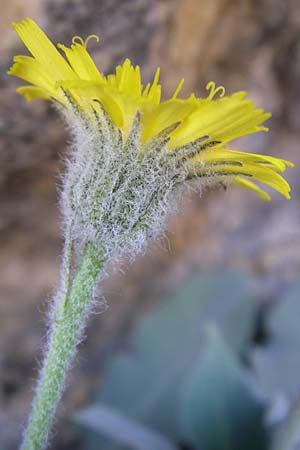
[8,17,294,202]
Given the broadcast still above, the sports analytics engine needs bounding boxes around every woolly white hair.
[59,103,207,262]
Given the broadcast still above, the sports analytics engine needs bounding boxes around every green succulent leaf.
[178,326,267,450]
[74,404,178,450]
[251,284,300,397]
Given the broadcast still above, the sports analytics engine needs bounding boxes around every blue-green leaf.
[179,326,267,450]
[74,404,178,450]
[251,284,300,397]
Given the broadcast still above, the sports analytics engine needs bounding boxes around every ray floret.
[8,17,293,202]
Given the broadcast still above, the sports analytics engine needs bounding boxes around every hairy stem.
[21,241,105,450]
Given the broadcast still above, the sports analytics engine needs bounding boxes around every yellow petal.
[233,176,271,201]
[198,163,291,199]
[107,59,142,99]
[141,98,198,142]
[58,40,105,82]
[8,55,66,102]
[17,85,51,100]
[169,93,270,147]
[11,17,75,81]
[199,147,294,172]
[171,78,185,99]
[58,80,127,127]
[146,67,161,104]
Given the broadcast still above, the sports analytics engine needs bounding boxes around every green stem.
[21,241,105,450]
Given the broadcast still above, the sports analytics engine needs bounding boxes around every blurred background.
[1,0,300,449]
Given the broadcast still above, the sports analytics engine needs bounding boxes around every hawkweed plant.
[8,17,293,450]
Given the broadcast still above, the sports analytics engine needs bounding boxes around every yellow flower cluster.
[8,17,293,200]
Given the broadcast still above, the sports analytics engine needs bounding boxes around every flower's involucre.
[9,17,293,257]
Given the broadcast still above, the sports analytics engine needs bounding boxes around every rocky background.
[0,0,300,449]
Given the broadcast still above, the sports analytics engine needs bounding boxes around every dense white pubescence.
[60,103,213,260]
